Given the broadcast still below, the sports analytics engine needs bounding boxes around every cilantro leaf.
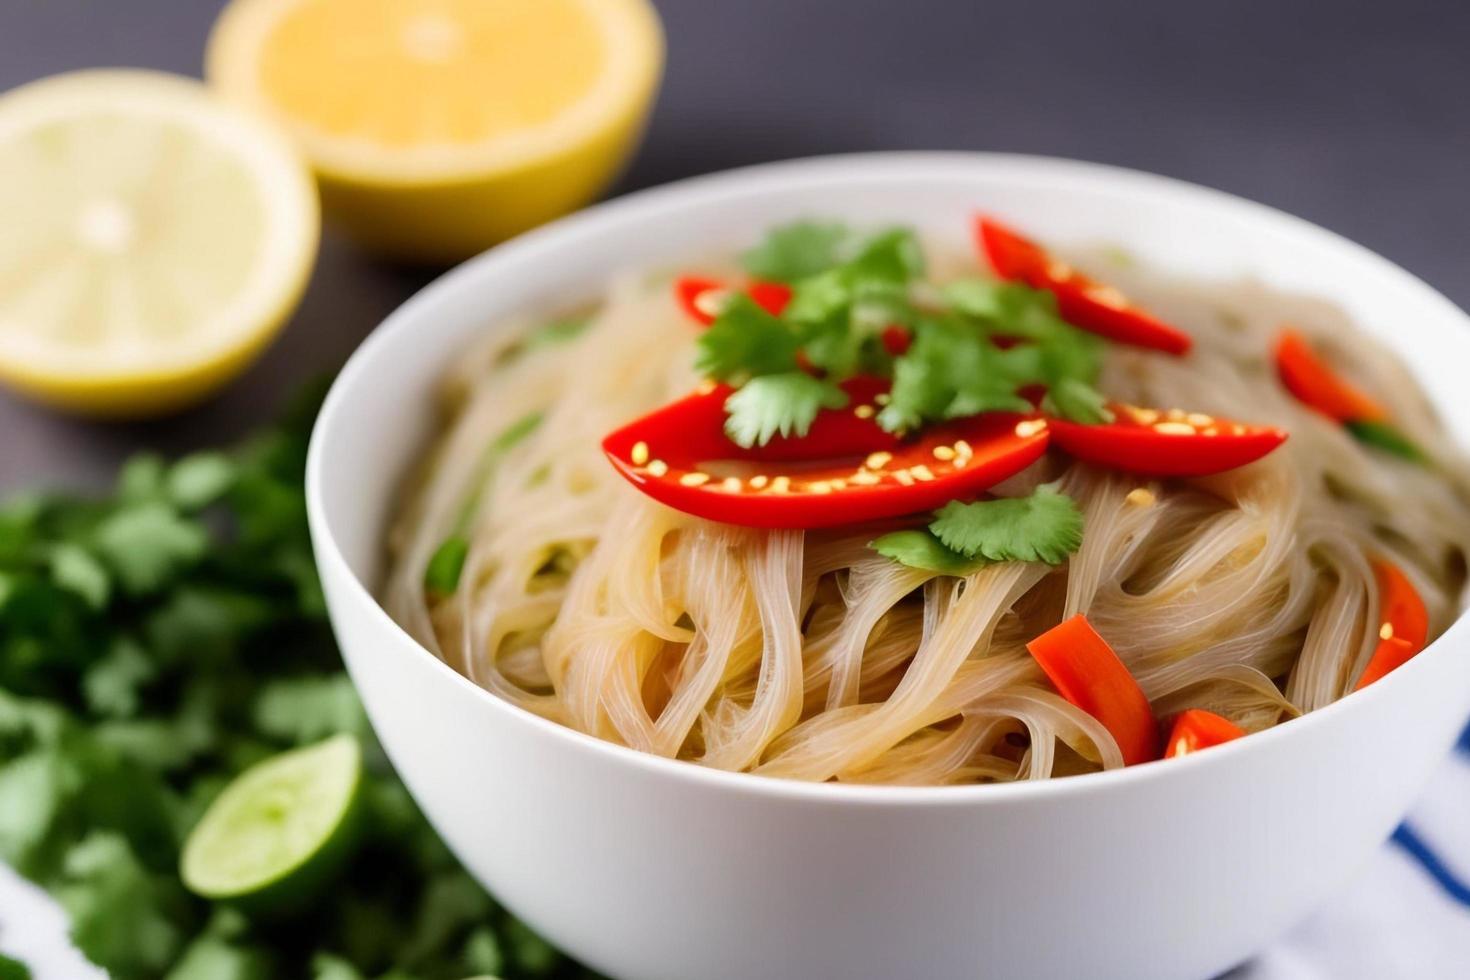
[93,502,208,594]
[695,294,801,381]
[55,832,187,976]
[1043,377,1114,425]
[164,934,271,980]
[0,953,30,980]
[49,543,110,610]
[847,228,925,283]
[929,487,1084,565]
[82,639,155,718]
[252,675,368,744]
[723,373,848,448]
[869,531,986,576]
[740,221,849,282]
[167,453,237,511]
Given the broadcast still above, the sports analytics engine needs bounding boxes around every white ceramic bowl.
[306,153,1470,980]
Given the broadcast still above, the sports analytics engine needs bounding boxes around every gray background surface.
[2,0,1468,489]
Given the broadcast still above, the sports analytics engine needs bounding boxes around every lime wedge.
[182,733,363,910]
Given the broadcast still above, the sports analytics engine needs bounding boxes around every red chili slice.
[1353,559,1429,691]
[1274,329,1388,424]
[1164,709,1246,759]
[602,380,1051,529]
[1048,404,1287,477]
[674,276,792,326]
[1026,614,1160,766]
[975,217,1193,356]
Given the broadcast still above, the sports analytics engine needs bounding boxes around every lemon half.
[0,70,319,417]
[206,0,664,263]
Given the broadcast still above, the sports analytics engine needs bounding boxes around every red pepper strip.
[1274,329,1388,423]
[602,400,1050,530]
[1048,403,1287,477]
[881,325,912,356]
[975,217,1193,356]
[1353,559,1430,691]
[1164,709,1245,759]
[1025,614,1160,765]
[674,276,792,326]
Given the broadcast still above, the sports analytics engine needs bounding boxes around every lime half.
[182,733,363,910]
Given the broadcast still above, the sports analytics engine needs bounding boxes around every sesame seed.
[1014,419,1048,438]
[1125,487,1157,507]
[851,470,881,486]
[693,288,730,317]
[1232,424,1248,436]
[809,481,833,494]
[954,439,973,457]
[1045,260,1075,281]
[910,465,936,482]
[647,459,669,477]
[679,472,711,487]
[630,441,649,465]
[932,445,957,461]
[1085,284,1130,310]
[1186,412,1215,427]
[721,477,742,492]
[1128,407,1161,425]
[829,478,848,490]
[1201,427,1220,437]
[1154,421,1197,436]
[865,451,893,470]
[1165,409,1188,421]
[1379,622,1395,641]
[696,380,717,396]
[874,393,891,405]
[894,470,916,486]
[748,475,769,489]
[854,404,876,419]
[771,476,792,493]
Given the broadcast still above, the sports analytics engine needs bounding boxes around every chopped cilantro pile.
[697,221,1110,449]
[0,386,588,979]
[871,486,1085,574]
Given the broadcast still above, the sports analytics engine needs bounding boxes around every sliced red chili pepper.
[881,325,912,356]
[1274,329,1388,424]
[674,276,792,326]
[975,217,1193,356]
[1048,403,1287,477]
[1025,614,1160,766]
[1164,709,1245,759]
[1353,559,1429,691]
[602,383,1050,529]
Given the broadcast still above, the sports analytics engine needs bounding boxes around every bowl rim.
[306,149,1470,808]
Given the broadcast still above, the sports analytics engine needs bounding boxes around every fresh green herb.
[868,530,987,576]
[1346,419,1427,463]
[0,953,30,980]
[424,536,470,598]
[1042,377,1114,425]
[723,373,848,448]
[525,316,591,350]
[0,387,587,979]
[929,486,1084,564]
[871,486,1085,573]
[695,294,802,382]
[739,221,850,282]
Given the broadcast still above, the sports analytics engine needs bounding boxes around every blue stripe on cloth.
[1392,822,1470,908]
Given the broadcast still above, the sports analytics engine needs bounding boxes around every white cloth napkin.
[3,726,1468,979]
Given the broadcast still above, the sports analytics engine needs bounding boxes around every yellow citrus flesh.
[0,70,319,417]
[207,0,664,263]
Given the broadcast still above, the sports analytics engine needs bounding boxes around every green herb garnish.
[0,386,584,979]
[871,486,1085,573]
[723,372,848,448]
[1345,419,1427,463]
[739,220,850,282]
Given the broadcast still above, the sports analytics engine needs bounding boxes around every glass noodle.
[383,243,1470,785]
